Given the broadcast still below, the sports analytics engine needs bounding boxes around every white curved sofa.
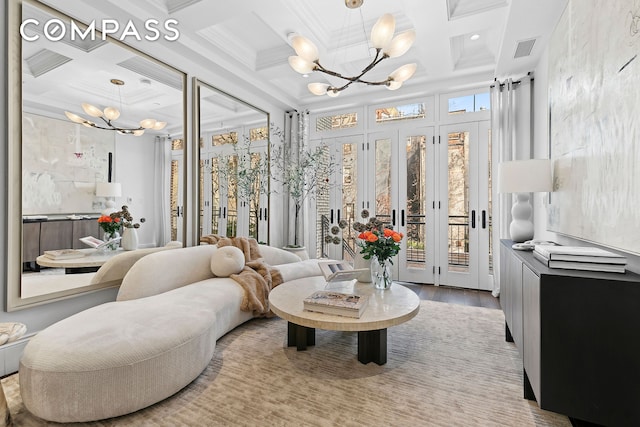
[19,244,323,423]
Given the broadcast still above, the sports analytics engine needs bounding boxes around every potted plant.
[270,125,336,256]
[119,205,145,250]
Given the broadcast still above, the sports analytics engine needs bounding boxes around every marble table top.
[269,276,420,332]
[36,248,124,268]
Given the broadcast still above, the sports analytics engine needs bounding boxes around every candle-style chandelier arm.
[289,12,417,97]
[64,79,167,136]
[313,48,391,87]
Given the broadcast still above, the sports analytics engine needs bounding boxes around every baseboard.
[0,334,34,377]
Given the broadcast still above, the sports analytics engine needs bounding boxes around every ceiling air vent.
[25,49,72,78]
[514,38,536,58]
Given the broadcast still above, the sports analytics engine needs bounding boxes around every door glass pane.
[248,152,261,240]
[170,159,179,241]
[226,156,238,237]
[341,143,358,260]
[448,131,469,272]
[375,138,392,225]
[199,159,205,237]
[406,135,427,268]
[211,158,221,235]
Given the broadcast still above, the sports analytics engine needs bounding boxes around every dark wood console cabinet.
[500,239,640,426]
[22,217,101,270]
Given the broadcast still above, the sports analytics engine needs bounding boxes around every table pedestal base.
[286,322,388,365]
[357,329,387,365]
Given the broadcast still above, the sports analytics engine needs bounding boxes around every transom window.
[212,132,238,146]
[448,92,490,115]
[375,103,426,123]
[316,112,358,132]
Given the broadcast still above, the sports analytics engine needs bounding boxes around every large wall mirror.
[193,79,270,245]
[7,0,187,311]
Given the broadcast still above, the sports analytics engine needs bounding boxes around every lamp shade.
[291,35,319,63]
[371,13,395,49]
[498,159,553,193]
[389,63,417,83]
[95,182,122,198]
[383,30,416,58]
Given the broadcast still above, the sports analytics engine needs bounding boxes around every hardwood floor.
[400,282,501,310]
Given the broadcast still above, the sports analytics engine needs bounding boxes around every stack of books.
[303,290,369,318]
[533,245,627,273]
[43,249,85,260]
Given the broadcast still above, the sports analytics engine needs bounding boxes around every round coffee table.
[269,276,420,365]
[36,248,123,274]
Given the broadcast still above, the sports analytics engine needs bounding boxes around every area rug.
[1,300,570,426]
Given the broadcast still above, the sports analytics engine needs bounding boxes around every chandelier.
[64,79,167,136]
[288,5,416,97]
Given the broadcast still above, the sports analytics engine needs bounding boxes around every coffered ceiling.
[30,0,568,122]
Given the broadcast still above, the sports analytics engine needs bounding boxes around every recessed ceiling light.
[470,34,480,41]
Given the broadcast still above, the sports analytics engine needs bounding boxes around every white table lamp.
[95,182,122,216]
[498,159,552,243]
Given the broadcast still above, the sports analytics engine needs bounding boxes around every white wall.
[114,133,157,247]
[532,46,640,273]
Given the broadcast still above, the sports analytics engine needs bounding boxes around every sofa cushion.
[274,258,324,282]
[258,244,302,265]
[116,245,216,301]
[210,246,245,277]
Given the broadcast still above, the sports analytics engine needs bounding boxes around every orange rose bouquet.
[357,228,403,264]
[97,214,121,235]
[353,210,403,264]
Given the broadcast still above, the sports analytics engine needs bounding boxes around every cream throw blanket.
[206,235,283,317]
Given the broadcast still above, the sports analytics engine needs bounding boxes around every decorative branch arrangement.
[270,124,337,247]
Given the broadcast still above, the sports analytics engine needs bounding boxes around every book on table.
[80,235,121,249]
[303,290,369,318]
[532,251,626,273]
[533,245,627,264]
[43,249,86,260]
[318,261,368,283]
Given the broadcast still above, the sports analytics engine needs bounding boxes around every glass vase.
[102,231,120,251]
[370,256,392,290]
[354,251,372,282]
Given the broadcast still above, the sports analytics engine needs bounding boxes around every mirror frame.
[7,0,188,311]
[192,77,270,245]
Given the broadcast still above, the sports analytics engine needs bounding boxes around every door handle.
[337,209,341,223]
[259,209,262,220]
[392,209,396,226]
[401,210,405,227]
[330,209,334,223]
[264,208,268,221]
[471,210,476,229]
[482,210,487,229]
[176,206,180,217]
[223,207,226,219]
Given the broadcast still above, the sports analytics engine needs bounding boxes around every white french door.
[316,122,491,290]
[170,144,184,243]
[318,135,365,261]
[396,127,436,283]
[200,135,268,241]
[438,121,491,290]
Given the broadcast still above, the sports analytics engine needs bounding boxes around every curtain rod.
[490,72,534,89]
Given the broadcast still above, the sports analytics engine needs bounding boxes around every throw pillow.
[210,246,245,277]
